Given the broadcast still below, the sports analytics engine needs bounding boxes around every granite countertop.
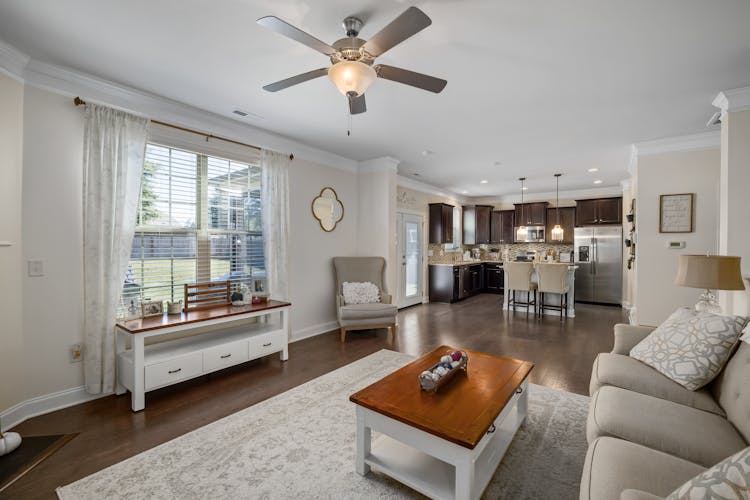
[428,260,503,266]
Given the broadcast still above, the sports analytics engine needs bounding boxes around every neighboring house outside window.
[123,143,264,306]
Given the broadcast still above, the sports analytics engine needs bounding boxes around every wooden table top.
[115,300,291,334]
[349,345,533,449]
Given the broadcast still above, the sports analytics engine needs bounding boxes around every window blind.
[123,143,263,308]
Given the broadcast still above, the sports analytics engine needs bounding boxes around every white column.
[713,88,750,315]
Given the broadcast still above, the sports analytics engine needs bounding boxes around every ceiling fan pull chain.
[347,112,352,136]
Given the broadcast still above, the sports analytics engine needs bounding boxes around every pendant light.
[551,173,564,242]
[516,177,528,240]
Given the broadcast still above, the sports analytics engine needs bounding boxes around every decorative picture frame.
[252,278,269,297]
[141,300,164,317]
[659,193,694,233]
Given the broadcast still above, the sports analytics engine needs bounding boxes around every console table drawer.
[203,340,249,372]
[250,331,284,358]
[145,352,203,390]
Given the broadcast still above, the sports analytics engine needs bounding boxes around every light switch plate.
[28,260,44,277]
[667,241,686,249]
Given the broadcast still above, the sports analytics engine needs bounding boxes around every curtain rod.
[73,97,293,160]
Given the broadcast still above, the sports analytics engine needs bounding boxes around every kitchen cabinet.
[428,265,460,303]
[463,205,493,245]
[575,198,622,226]
[514,202,548,226]
[490,210,514,244]
[463,264,483,296]
[545,207,576,244]
[484,263,504,293]
[429,203,454,244]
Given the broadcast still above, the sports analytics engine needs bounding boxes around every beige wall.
[634,148,720,326]
[0,74,25,413]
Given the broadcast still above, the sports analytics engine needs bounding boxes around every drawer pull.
[516,387,523,394]
[487,424,496,434]
[262,342,272,347]
[168,368,182,374]
[220,354,232,359]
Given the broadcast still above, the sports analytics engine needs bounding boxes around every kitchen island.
[502,264,578,317]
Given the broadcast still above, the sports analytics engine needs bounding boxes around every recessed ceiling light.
[480,180,488,184]
[522,187,528,190]
[461,190,468,194]
[588,168,599,173]
[421,150,434,157]
[232,109,263,120]
[593,179,603,184]
[494,161,502,166]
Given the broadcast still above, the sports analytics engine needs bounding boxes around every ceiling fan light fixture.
[328,61,376,96]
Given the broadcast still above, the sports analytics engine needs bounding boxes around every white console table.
[115,300,291,411]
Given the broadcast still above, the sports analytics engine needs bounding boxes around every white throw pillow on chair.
[342,282,381,305]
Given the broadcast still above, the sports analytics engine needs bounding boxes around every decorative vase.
[0,431,22,456]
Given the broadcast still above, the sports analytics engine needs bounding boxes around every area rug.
[57,350,589,500]
[1,433,77,494]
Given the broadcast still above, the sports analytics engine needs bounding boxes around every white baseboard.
[0,386,109,432]
[290,320,339,343]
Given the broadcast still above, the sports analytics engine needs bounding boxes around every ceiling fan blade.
[262,68,329,92]
[257,16,337,56]
[348,92,367,115]
[361,7,432,58]
[374,64,447,93]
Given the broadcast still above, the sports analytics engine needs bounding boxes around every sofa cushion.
[588,386,746,467]
[339,302,397,320]
[580,437,705,500]
[711,341,750,443]
[629,307,746,391]
[666,446,750,500]
[590,353,725,416]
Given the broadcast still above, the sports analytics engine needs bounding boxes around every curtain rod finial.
[289,153,294,160]
[74,96,86,106]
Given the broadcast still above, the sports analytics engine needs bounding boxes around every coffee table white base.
[355,379,528,500]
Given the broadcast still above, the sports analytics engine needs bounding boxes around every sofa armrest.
[381,293,392,304]
[612,324,656,355]
[620,489,664,500]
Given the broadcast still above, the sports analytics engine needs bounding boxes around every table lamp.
[674,254,745,313]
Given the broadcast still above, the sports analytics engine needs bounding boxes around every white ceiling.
[2,0,750,196]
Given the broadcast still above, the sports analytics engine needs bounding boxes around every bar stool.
[536,262,570,319]
[504,262,537,314]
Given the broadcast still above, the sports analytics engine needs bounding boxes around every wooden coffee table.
[349,346,533,500]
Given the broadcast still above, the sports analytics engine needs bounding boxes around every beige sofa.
[580,324,750,500]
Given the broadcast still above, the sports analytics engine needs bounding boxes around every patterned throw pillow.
[667,447,750,499]
[342,282,380,305]
[630,307,748,391]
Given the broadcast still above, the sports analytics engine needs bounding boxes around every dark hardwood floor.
[3,295,625,499]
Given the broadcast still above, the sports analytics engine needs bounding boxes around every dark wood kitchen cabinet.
[545,207,576,244]
[514,202,548,226]
[463,205,493,245]
[575,198,622,226]
[429,203,454,244]
[484,263,504,293]
[490,210,515,244]
[463,264,483,296]
[428,265,460,303]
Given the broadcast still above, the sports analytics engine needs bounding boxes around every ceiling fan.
[257,6,447,115]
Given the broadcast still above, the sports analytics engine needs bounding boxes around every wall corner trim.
[713,86,750,114]
[633,131,720,157]
[396,175,466,202]
[0,39,30,82]
[358,156,401,173]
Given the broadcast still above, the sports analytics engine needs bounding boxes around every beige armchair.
[332,257,398,342]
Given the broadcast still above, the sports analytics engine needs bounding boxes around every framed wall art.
[659,193,694,233]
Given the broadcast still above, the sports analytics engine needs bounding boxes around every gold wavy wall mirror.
[311,187,344,232]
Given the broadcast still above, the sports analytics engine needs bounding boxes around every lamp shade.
[328,61,376,96]
[674,255,745,290]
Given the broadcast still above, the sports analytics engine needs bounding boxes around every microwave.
[514,225,545,243]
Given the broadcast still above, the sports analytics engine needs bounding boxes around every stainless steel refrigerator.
[574,226,623,305]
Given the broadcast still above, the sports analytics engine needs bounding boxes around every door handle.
[168,368,182,374]
[220,354,232,359]
[262,342,272,347]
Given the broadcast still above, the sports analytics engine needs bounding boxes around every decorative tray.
[418,349,468,393]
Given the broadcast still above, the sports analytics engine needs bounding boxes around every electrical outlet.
[70,344,82,363]
[28,259,44,277]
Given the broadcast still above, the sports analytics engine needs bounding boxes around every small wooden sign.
[659,193,694,233]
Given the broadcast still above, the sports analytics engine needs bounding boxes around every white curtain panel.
[260,149,290,300]
[83,104,149,395]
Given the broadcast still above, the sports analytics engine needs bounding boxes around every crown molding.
[633,131,720,156]
[0,37,359,173]
[0,39,29,82]
[713,86,750,115]
[396,175,467,203]
[473,185,623,205]
[359,156,400,174]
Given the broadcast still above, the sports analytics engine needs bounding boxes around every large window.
[123,143,264,305]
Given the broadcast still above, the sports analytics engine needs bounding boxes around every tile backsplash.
[428,243,574,264]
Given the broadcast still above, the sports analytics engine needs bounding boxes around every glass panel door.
[398,213,423,308]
